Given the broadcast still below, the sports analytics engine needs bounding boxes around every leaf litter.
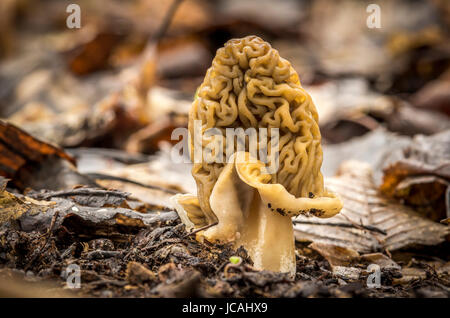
[0,126,448,297]
[1,0,450,298]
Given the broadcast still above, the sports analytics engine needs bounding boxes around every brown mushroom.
[172,36,343,276]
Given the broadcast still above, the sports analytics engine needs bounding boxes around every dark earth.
[1,205,448,298]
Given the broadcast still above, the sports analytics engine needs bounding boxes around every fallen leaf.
[380,130,450,221]
[309,242,359,267]
[126,261,157,285]
[309,243,400,280]
[0,185,178,241]
[321,128,411,182]
[412,75,450,116]
[0,120,96,190]
[90,149,194,208]
[0,119,75,177]
[294,160,450,253]
[360,253,401,270]
[0,180,49,225]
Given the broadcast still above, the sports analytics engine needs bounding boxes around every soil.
[1,215,448,298]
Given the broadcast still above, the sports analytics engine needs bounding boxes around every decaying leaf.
[321,128,411,183]
[0,184,177,241]
[126,261,157,285]
[380,130,450,221]
[0,120,75,177]
[0,179,51,225]
[309,242,401,280]
[0,120,96,190]
[125,112,188,154]
[294,160,450,253]
[90,149,194,208]
[412,73,450,116]
[309,242,360,268]
[306,78,450,143]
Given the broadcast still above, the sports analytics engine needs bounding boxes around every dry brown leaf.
[0,120,86,190]
[0,181,50,225]
[66,31,123,76]
[412,72,450,116]
[126,261,157,285]
[294,160,450,253]
[0,184,177,239]
[91,149,194,208]
[125,113,188,154]
[0,120,75,176]
[321,128,411,183]
[309,242,360,267]
[309,242,400,280]
[380,130,450,221]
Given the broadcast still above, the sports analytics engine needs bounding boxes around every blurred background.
[1,0,450,298]
[1,0,449,177]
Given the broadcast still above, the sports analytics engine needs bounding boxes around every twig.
[385,248,392,259]
[66,148,150,165]
[137,0,184,94]
[292,220,387,235]
[185,222,218,237]
[38,188,130,200]
[152,0,184,43]
[25,211,59,271]
[343,212,387,236]
[86,173,181,195]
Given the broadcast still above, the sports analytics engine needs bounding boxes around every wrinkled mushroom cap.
[181,35,342,223]
[188,36,339,217]
[235,152,343,218]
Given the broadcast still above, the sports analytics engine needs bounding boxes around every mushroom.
[171,36,343,276]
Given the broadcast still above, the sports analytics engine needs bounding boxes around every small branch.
[66,148,150,165]
[152,0,184,43]
[137,0,184,94]
[86,173,181,195]
[25,211,59,271]
[342,213,387,236]
[185,222,218,237]
[292,220,387,235]
[38,188,130,200]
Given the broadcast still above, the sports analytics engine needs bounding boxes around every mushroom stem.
[196,156,296,276]
[172,151,341,276]
[236,192,296,275]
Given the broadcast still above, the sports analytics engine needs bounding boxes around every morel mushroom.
[172,36,343,276]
